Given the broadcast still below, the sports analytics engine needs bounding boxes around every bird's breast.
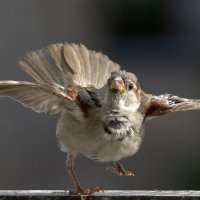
[102,112,135,141]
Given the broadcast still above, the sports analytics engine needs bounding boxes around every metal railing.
[0,190,200,200]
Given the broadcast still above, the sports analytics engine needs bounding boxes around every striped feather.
[18,43,121,89]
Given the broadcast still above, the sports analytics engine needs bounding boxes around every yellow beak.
[110,77,125,93]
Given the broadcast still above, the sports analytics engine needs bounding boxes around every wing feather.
[0,81,73,114]
[145,93,200,117]
[18,43,121,88]
[1,43,120,115]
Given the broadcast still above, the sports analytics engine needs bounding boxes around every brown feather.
[0,43,121,115]
[18,43,120,89]
[0,81,74,114]
[144,93,200,117]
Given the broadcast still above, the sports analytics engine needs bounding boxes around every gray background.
[0,0,200,190]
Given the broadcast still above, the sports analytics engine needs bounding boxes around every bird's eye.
[128,83,134,91]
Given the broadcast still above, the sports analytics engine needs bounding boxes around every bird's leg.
[66,153,103,195]
[106,161,134,176]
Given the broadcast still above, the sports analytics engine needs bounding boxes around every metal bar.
[0,190,200,200]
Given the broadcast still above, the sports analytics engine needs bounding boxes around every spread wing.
[18,43,120,89]
[0,81,77,114]
[141,93,200,118]
[0,43,120,114]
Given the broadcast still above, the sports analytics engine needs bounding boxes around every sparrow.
[0,43,199,195]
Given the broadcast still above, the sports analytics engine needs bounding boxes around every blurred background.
[0,0,200,190]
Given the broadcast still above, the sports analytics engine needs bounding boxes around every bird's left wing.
[140,92,200,118]
[0,80,80,114]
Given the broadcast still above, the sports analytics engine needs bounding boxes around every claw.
[69,186,104,196]
[88,187,104,195]
[106,162,134,177]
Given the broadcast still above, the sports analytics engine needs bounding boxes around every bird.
[0,43,199,195]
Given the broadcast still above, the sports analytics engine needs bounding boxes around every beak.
[110,76,125,93]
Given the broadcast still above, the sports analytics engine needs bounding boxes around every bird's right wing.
[0,80,80,114]
[0,43,120,115]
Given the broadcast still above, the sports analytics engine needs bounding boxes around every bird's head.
[100,71,142,113]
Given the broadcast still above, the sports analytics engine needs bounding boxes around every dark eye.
[128,83,134,91]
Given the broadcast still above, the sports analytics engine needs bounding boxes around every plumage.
[0,43,199,195]
[18,43,120,88]
[0,80,71,114]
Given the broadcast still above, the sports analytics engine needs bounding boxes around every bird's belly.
[56,112,143,162]
[58,128,142,162]
[93,134,142,162]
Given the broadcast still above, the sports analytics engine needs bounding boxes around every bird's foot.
[106,163,134,176]
[69,186,104,196]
